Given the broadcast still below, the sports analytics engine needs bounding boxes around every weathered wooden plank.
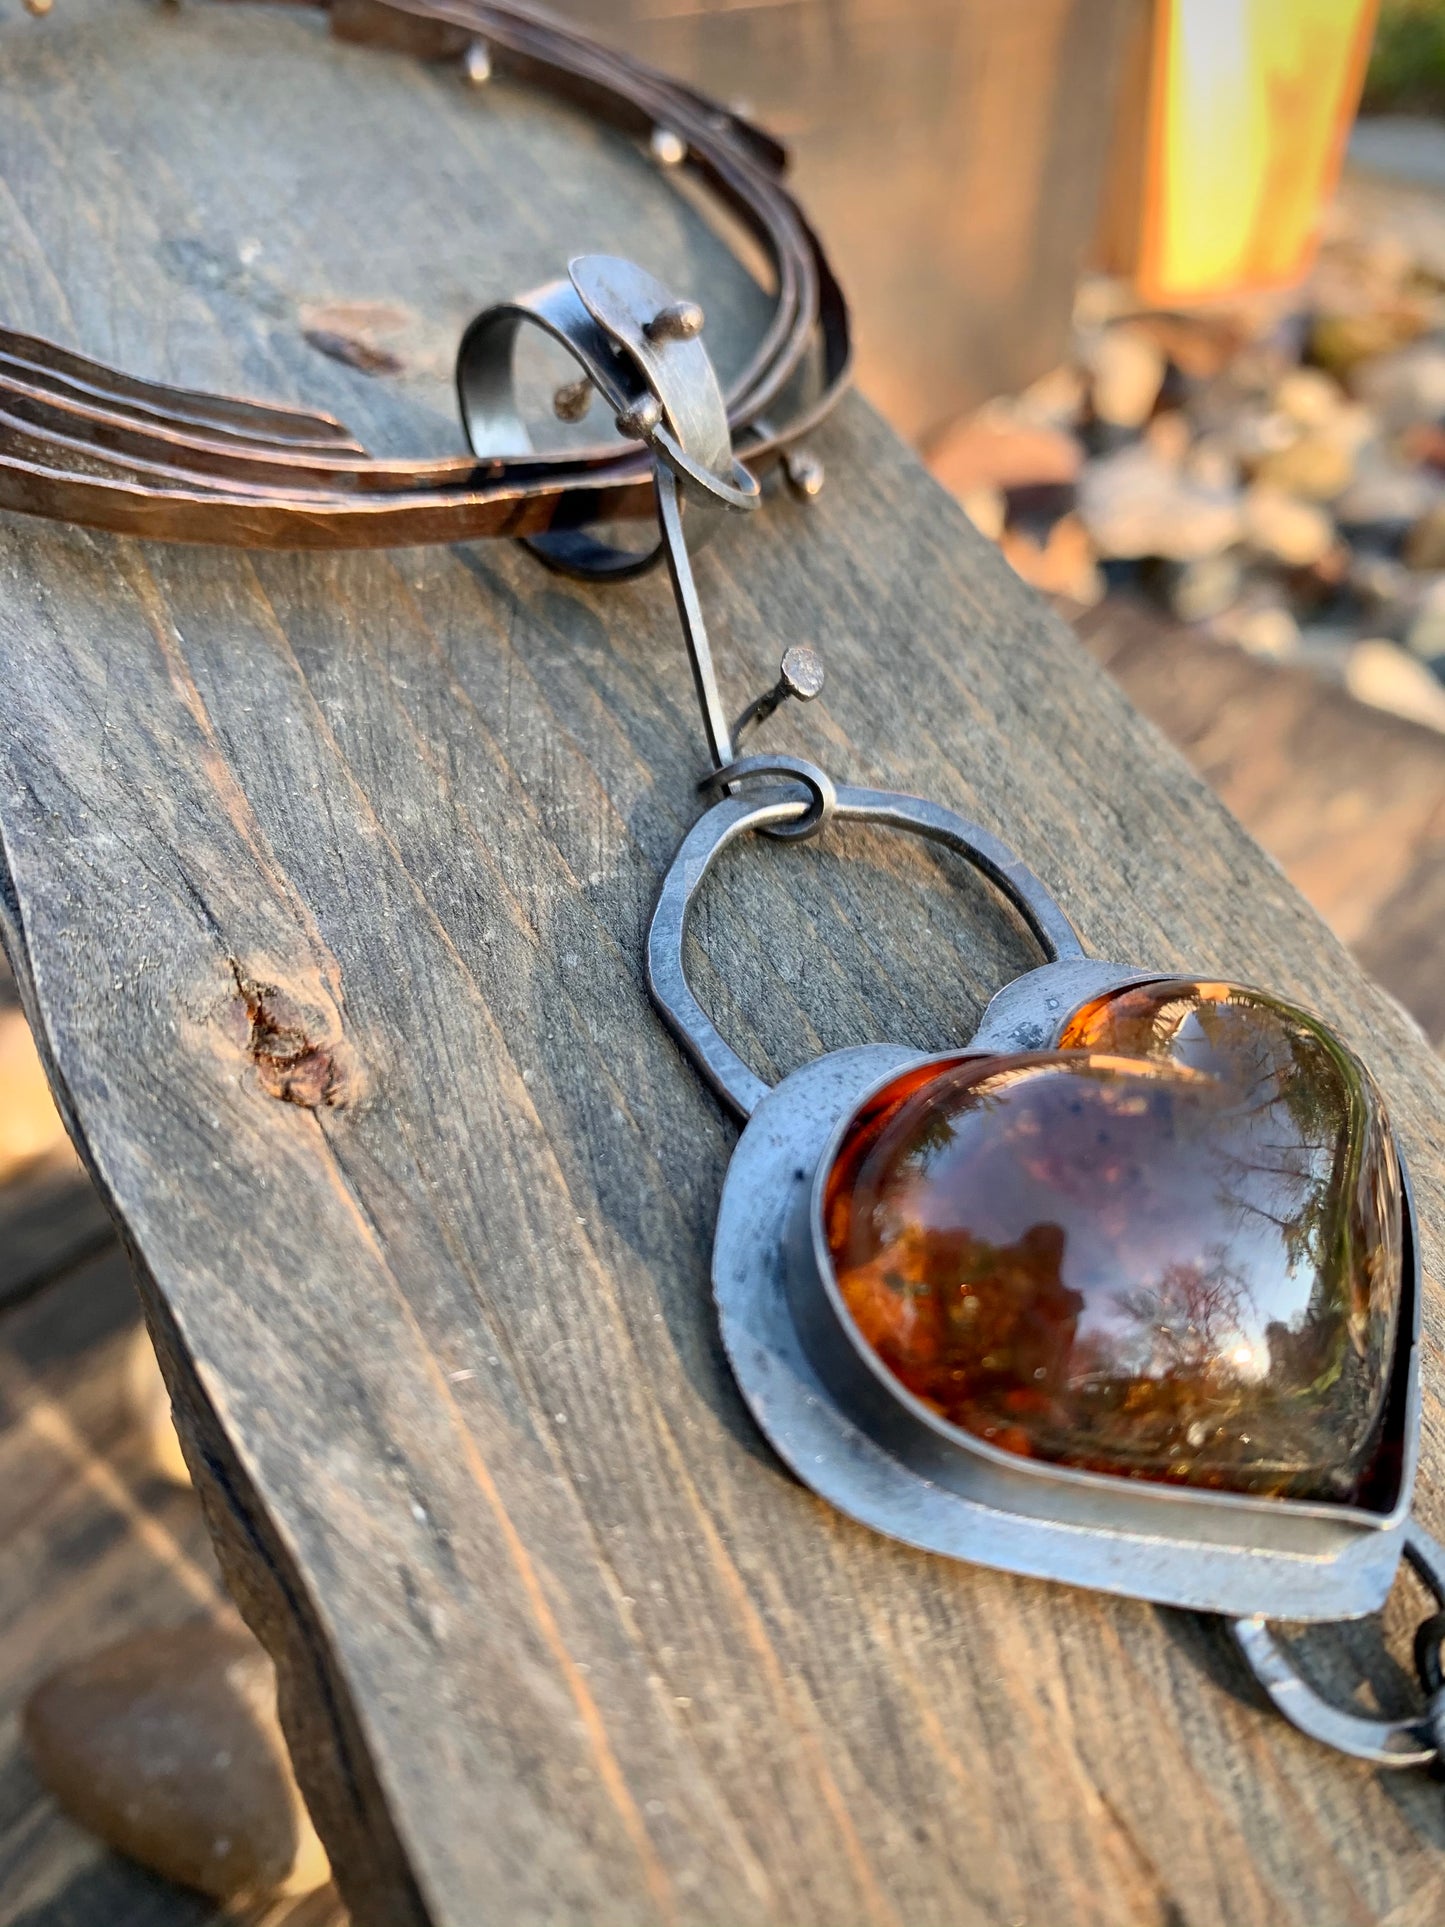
[0,5,1441,1926]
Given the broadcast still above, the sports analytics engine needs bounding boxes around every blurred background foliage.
[1366,0,1445,110]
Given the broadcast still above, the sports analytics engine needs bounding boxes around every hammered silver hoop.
[646,778,1086,1121]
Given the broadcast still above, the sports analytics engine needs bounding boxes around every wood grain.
[0,5,1441,1925]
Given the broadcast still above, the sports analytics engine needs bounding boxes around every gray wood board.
[0,4,1442,1925]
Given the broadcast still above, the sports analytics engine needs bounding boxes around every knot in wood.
[230,967,354,1110]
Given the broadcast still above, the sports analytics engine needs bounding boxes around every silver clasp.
[457,254,824,779]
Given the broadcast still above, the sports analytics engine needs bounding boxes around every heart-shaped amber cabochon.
[824,980,1404,1505]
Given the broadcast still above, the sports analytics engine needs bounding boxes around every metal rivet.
[644,301,705,343]
[730,646,827,754]
[778,644,825,703]
[614,394,663,440]
[552,378,593,424]
[462,39,492,85]
[650,126,686,168]
[783,449,825,501]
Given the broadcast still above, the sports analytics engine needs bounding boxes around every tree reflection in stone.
[825,982,1402,1502]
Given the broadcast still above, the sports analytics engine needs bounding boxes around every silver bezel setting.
[710,971,1421,1624]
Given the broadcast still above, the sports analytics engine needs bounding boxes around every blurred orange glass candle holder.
[1098,0,1379,303]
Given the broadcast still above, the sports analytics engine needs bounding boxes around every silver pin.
[552,377,593,424]
[731,644,825,751]
[650,126,686,168]
[462,38,492,85]
[783,448,825,501]
[614,393,663,441]
[645,301,705,343]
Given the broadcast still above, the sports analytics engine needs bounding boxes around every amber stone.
[824,981,1403,1502]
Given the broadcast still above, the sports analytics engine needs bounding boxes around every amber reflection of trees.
[1110,1253,1254,1384]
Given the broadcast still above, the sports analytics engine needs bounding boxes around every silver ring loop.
[647,782,1085,1120]
[701,754,838,841]
[1231,1521,1445,1767]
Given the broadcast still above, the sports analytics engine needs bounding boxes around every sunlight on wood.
[0,1007,69,1182]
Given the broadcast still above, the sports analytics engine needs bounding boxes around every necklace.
[7,0,1442,1779]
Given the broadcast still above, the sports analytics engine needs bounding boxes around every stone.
[824,981,1403,1501]
[1404,499,1445,570]
[999,514,1102,606]
[1353,343,1445,432]
[1273,366,1346,429]
[1242,484,1336,566]
[1399,421,1445,472]
[1012,363,1087,431]
[1079,446,1243,561]
[1309,307,1427,379]
[1183,434,1242,493]
[1345,638,1445,730]
[1405,577,1445,658]
[1252,432,1356,502]
[1211,599,1301,660]
[928,406,1082,496]
[1335,453,1442,534]
[1157,553,1242,625]
[1143,410,1192,469]
[24,1621,331,1903]
[1087,325,1166,429]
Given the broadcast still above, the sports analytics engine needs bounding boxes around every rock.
[1242,484,1335,566]
[1079,445,1243,561]
[1405,578,1445,659]
[1273,366,1346,428]
[1012,363,1087,430]
[1143,410,1192,469]
[1343,553,1422,637]
[1309,307,1428,379]
[1000,514,1103,606]
[1296,621,1359,673]
[1405,500,1445,571]
[1336,453,1441,536]
[1400,421,1445,472]
[1192,399,1293,466]
[24,1622,330,1903]
[1156,553,1243,625]
[1344,638,1445,730]
[1087,325,1166,429]
[825,983,1401,1502]
[1352,343,1445,432]
[1183,434,1242,493]
[1211,598,1301,659]
[928,406,1082,496]
[1252,431,1356,502]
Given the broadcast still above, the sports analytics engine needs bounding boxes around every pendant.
[466,256,1445,1771]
